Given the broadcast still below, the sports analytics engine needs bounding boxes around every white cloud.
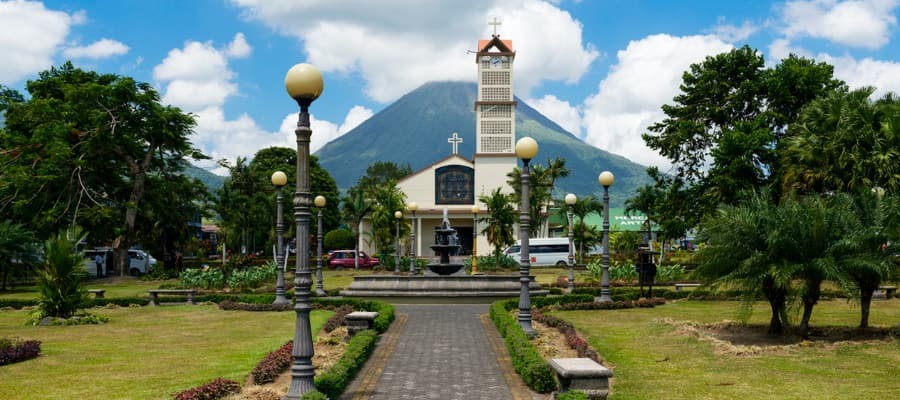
[527,95,581,137]
[711,19,759,43]
[0,1,78,84]
[153,40,236,110]
[820,53,900,97]
[63,38,129,59]
[768,38,813,62]
[779,0,899,49]
[231,0,597,102]
[582,34,733,169]
[224,32,252,58]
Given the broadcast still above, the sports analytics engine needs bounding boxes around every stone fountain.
[425,208,465,276]
[341,207,547,299]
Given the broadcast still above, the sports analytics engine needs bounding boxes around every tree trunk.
[113,144,155,277]
[799,278,822,339]
[858,280,879,328]
[763,275,786,336]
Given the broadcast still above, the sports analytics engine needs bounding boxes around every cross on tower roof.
[489,17,502,36]
[448,132,463,155]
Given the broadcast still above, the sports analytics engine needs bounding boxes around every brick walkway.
[340,304,539,400]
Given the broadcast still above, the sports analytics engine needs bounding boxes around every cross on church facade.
[447,132,463,155]
[489,17,501,36]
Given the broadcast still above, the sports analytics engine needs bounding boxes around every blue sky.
[2,0,899,175]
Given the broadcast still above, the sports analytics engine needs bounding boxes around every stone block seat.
[548,357,613,400]
[148,289,196,306]
[88,289,106,299]
[344,311,379,339]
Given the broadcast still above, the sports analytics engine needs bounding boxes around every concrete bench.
[876,285,897,300]
[344,311,379,339]
[548,358,613,400]
[674,283,701,291]
[148,289,196,306]
[88,289,106,299]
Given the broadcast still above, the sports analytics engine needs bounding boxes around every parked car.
[327,250,379,269]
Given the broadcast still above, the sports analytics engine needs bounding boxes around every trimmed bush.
[324,229,355,252]
[556,390,589,400]
[489,300,557,393]
[172,377,241,400]
[0,337,41,366]
[301,391,330,400]
[315,329,378,399]
[217,301,292,312]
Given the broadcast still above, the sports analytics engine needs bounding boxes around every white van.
[84,249,155,277]
[504,238,571,267]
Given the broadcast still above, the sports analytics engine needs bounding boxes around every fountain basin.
[339,275,548,297]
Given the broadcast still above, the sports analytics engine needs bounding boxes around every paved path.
[340,304,538,400]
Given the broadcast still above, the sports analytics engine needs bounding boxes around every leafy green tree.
[35,229,89,319]
[782,87,900,194]
[642,49,843,225]
[347,161,412,199]
[571,221,601,262]
[214,157,269,255]
[324,229,355,252]
[368,181,407,255]
[478,188,517,258]
[0,221,37,291]
[0,63,204,276]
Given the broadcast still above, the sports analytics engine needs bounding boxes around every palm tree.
[341,190,373,269]
[783,87,900,194]
[571,195,604,263]
[625,184,663,257]
[478,188,517,258]
[827,190,899,328]
[507,157,570,237]
[35,229,89,319]
[695,192,791,335]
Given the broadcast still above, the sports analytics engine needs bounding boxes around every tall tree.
[642,48,843,222]
[0,63,203,276]
[478,188,517,258]
[348,161,412,199]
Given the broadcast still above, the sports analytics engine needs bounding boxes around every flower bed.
[0,337,41,366]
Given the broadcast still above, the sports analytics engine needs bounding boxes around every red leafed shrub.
[251,341,293,384]
[532,311,602,364]
[172,378,241,400]
[322,304,354,333]
[0,337,41,366]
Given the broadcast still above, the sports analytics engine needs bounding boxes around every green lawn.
[0,305,331,399]
[553,299,900,400]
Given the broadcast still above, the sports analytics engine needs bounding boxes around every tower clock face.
[490,56,502,69]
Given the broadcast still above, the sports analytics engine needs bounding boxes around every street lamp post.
[565,193,577,293]
[271,171,289,305]
[515,137,538,337]
[597,171,615,303]
[314,195,326,297]
[284,62,324,399]
[471,205,480,275]
[407,202,418,275]
[394,210,403,273]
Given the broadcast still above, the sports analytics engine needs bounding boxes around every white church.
[361,23,532,259]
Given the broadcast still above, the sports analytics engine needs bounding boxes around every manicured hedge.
[315,329,378,399]
[250,340,293,385]
[489,299,557,393]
